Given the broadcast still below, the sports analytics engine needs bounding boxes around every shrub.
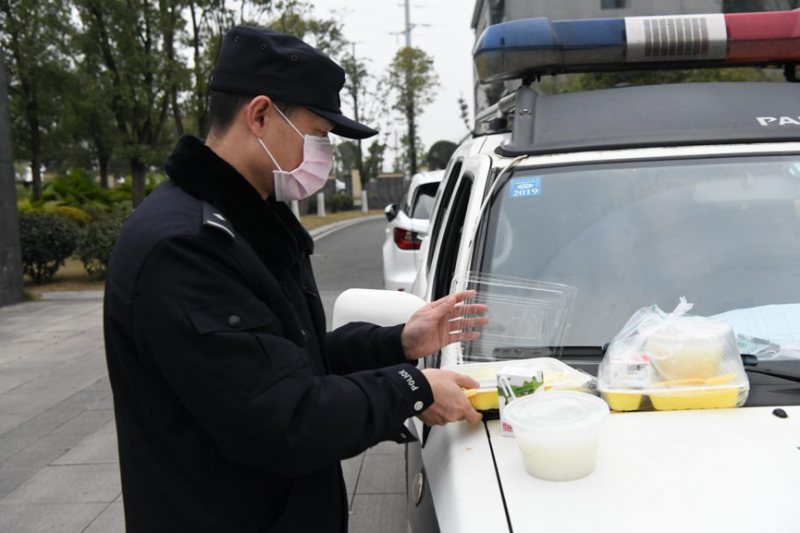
[328,193,354,213]
[17,198,34,213]
[49,206,92,228]
[77,212,128,279]
[19,212,81,284]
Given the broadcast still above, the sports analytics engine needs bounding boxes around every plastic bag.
[598,298,749,412]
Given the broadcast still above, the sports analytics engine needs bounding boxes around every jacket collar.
[164,135,313,272]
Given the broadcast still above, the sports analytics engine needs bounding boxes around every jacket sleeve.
[326,322,411,375]
[132,236,433,477]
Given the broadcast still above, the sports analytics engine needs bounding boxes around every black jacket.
[103,136,433,532]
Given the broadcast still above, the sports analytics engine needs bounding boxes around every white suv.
[382,171,444,291]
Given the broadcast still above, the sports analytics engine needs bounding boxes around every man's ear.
[245,95,273,137]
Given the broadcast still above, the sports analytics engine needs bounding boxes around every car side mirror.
[332,289,427,330]
[385,204,398,222]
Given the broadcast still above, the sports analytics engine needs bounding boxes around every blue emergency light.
[474,11,800,83]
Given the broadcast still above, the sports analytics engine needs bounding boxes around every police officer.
[104,26,487,532]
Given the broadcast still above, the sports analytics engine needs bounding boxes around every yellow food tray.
[600,385,748,412]
[448,357,594,412]
[649,387,743,411]
[466,389,499,411]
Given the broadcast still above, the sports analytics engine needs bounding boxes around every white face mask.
[257,105,334,203]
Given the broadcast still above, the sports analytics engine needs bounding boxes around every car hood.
[491,406,800,532]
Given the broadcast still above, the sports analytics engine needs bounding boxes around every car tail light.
[394,227,422,250]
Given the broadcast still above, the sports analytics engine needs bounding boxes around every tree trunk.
[171,87,184,137]
[162,0,184,137]
[131,158,147,208]
[99,153,110,189]
[351,90,364,184]
[30,153,42,202]
[27,95,42,201]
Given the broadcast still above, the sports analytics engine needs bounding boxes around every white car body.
[382,171,444,291]
[336,135,800,532]
[410,137,800,533]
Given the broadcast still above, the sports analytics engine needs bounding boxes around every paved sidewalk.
[0,297,408,532]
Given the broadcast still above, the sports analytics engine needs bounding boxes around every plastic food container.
[601,385,748,412]
[598,298,750,412]
[446,273,576,365]
[444,357,594,412]
[503,392,610,481]
[645,320,729,380]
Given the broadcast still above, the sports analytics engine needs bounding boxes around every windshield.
[411,183,439,219]
[477,155,800,349]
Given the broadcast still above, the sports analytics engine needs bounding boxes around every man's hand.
[418,369,483,426]
[401,290,489,361]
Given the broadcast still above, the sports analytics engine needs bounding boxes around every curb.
[40,290,105,301]
[308,214,384,241]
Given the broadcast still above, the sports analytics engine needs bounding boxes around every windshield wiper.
[488,346,607,360]
[740,354,800,384]
[745,367,800,385]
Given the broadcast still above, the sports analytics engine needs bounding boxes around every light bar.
[474,11,800,84]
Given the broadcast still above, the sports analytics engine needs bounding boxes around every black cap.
[210,26,378,140]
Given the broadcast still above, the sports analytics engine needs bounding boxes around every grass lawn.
[24,258,105,301]
[23,209,383,300]
[299,209,383,231]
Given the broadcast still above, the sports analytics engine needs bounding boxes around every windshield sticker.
[510,176,542,198]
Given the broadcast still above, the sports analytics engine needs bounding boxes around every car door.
[407,154,509,533]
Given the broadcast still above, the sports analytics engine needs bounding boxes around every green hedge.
[19,212,81,284]
[49,206,92,227]
[328,193,354,213]
[78,212,129,279]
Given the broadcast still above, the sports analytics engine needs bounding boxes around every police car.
[334,10,800,533]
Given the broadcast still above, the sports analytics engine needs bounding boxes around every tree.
[341,50,370,181]
[427,140,457,171]
[363,140,386,181]
[335,141,359,180]
[458,95,470,133]
[1,0,72,201]
[66,27,118,189]
[386,47,439,177]
[76,0,181,207]
[266,0,346,57]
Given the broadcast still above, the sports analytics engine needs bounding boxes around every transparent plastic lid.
[503,391,610,432]
[448,272,577,364]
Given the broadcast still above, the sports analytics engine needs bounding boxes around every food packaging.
[598,298,749,412]
[446,273,577,366]
[503,392,610,481]
[445,357,595,414]
[497,366,544,437]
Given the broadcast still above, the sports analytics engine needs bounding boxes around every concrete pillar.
[351,168,362,207]
[291,200,300,219]
[0,49,24,307]
[316,192,326,218]
[361,190,368,213]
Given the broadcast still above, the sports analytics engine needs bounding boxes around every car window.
[410,183,439,220]
[399,192,410,215]
[427,161,462,272]
[430,175,474,368]
[478,155,800,349]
